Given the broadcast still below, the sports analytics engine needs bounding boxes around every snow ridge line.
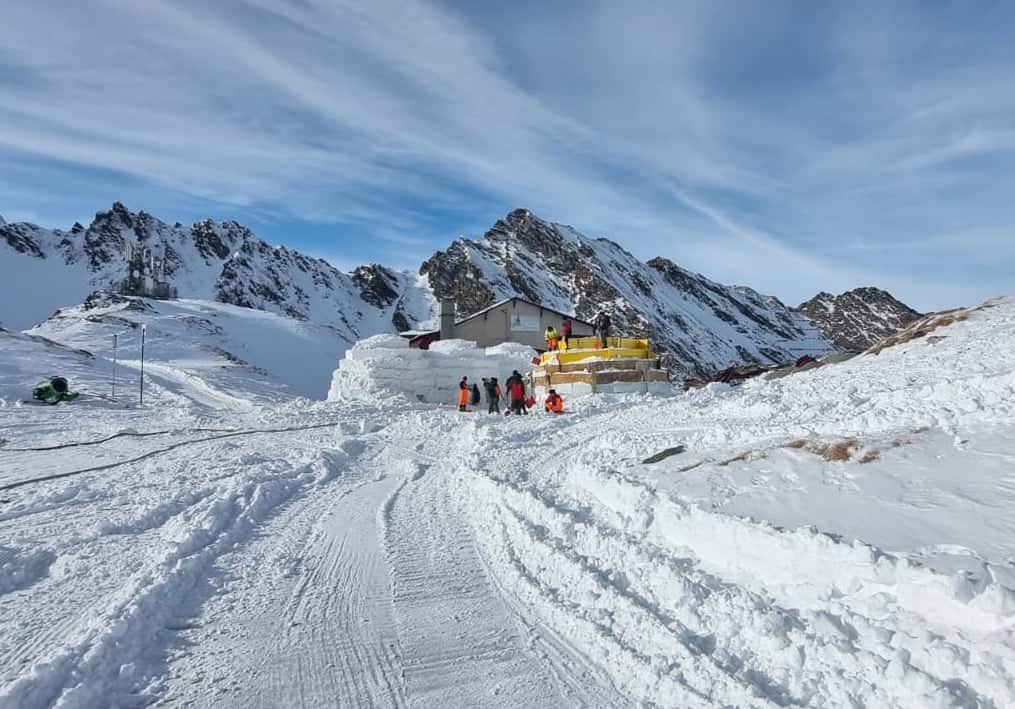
[0,421,343,491]
[0,450,350,709]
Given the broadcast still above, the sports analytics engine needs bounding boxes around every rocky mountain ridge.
[0,202,431,335]
[798,288,922,351]
[421,209,832,376]
[3,203,920,377]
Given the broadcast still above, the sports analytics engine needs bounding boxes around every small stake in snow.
[139,324,147,407]
[111,333,118,400]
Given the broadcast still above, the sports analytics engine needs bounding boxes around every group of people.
[456,309,617,415]
[543,311,612,351]
[458,372,564,415]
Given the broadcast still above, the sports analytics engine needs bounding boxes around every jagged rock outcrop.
[798,288,922,351]
[350,264,418,332]
[420,208,831,376]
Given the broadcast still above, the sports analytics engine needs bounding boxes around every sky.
[1,0,1013,311]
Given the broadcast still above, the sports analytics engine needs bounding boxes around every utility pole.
[139,324,147,407]
[112,334,118,400]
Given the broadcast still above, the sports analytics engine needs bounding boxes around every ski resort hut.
[400,298,595,352]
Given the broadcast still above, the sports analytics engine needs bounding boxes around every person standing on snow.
[485,377,502,414]
[594,311,612,349]
[560,316,573,350]
[458,376,470,412]
[471,382,481,406]
[506,370,527,415]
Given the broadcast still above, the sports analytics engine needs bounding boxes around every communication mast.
[119,243,175,299]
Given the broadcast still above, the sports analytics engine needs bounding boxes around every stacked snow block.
[328,336,536,404]
[531,358,671,398]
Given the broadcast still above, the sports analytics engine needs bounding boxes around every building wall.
[452,299,594,350]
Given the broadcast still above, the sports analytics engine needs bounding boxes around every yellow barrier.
[541,337,655,365]
[557,336,649,352]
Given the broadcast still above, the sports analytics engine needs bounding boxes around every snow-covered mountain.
[421,208,830,376]
[4,204,924,378]
[798,288,921,352]
[0,202,433,334]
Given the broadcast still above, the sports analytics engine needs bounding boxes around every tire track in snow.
[381,430,626,709]
[240,459,407,708]
[152,432,407,708]
[0,434,362,709]
[469,466,1014,708]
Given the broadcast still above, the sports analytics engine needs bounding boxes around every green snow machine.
[33,376,80,405]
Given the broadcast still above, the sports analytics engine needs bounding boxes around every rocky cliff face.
[421,209,831,376]
[798,288,922,351]
[0,202,431,335]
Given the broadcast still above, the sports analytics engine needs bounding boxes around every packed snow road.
[2,298,1015,708]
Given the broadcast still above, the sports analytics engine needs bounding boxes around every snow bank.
[328,337,537,404]
[465,457,1015,708]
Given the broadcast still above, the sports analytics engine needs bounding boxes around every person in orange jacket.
[544,325,559,351]
[458,376,469,411]
[544,389,564,414]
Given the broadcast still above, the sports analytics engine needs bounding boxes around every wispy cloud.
[0,0,1012,309]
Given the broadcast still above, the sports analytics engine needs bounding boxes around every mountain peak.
[421,214,833,376]
[799,288,921,351]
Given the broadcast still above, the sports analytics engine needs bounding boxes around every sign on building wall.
[510,314,540,332]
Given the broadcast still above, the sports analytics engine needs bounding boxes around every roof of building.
[454,296,594,327]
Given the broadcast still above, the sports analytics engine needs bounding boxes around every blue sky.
[1,0,1013,310]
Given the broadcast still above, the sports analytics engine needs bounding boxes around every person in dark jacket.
[506,371,527,415]
[458,376,469,411]
[471,382,481,406]
[485,377,502,414]
[560,316,573,350]
[594,311,612,348]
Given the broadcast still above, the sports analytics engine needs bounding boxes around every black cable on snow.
[0,421,342,492]
[1,427,239,453]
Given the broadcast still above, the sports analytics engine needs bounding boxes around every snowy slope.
[0,327,109,407]
[14,291,359,402]
[799,287,922,351]
[422,208,831,377]
[0,203,434,333]
[459,297,1015,706]
[1,297,1012,707]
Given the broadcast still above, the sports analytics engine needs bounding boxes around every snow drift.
[328,336,537,404]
